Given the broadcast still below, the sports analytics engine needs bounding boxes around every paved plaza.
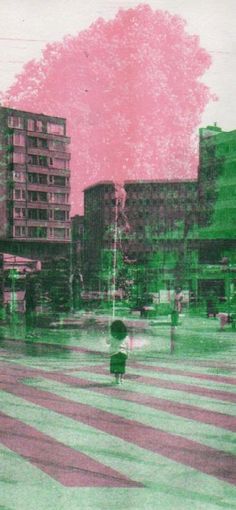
[0,316,236,509]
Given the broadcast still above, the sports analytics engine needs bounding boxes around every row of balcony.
[9,153,70,168]
[11,164,70,177]
[12,224,71,241]
[12,172,69,187]
[13,208,70,221]
[8,116,67,138]
[10,189,70,204]
[8,139,70,157]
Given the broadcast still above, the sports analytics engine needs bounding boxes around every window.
[13,152,25,164]
[8,116,23,129]
[28,227,47,238]
[14,207,25,218]
[53,228,66,239]
[22,190,26,200]
[15,226,21,236]
[28,154,38,165]
[38,155,48,167]
[28,137,38,148]
[54,210,65,221]
[38,192,47,202]
[39,174,47,184]
[28,209,47,220]
[37,138,47,148]
[28,191,38,202]
[36,120,43,132]
[14,189,21,200]
[14,208,21,218]
[48,139,66,151]
[13,133,25,146]
[47,122,64,135]
[53,158,67,169]
[54,193,65,204]
[28,173,38,183]
[28,173,47,185]
[13,171,25,182]
[38,209,47,220]
[28,209,38,220]
[49,175,53,184]
[27,119,35,131]
[28,154,48,167]
[14,226,26,237]
[54,176,66,186]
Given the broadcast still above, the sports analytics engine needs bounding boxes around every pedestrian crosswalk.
[1,343,236,509]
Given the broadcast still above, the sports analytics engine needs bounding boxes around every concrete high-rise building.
[0,106,71,243]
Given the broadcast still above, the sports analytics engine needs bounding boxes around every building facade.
[83,126,236,308]
[0,106,71,243]
[196,125,236,304]
[83,179,198,299]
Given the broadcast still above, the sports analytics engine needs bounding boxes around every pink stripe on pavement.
[27,362,236,433]
[132,363,236,386]
[0,412,141,488]
[46,367,236,432]
[1,363,236,486]
[89,365,236,404]
[2,362,236,432]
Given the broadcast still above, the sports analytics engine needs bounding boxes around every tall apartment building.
[0,106,71,242]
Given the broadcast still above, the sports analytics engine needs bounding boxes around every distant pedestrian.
[218,312,229,330]
[175,288,183,313]
[107,320,129,384]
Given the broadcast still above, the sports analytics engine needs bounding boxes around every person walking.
[175,288,183,313]
[107,320,129,384]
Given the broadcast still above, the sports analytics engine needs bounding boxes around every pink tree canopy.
[4,4,212,214]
